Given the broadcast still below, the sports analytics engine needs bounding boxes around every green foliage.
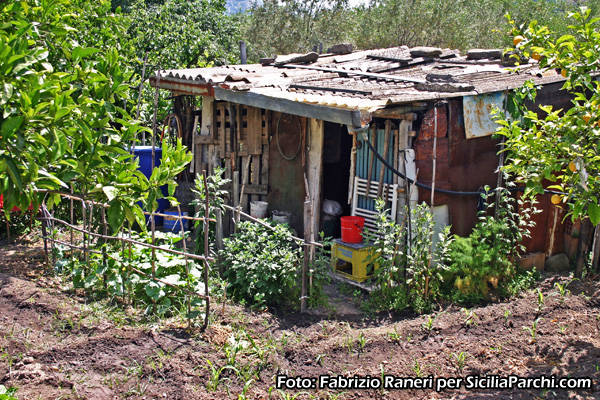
[222,221,301,307]
[350,0,579,51]
[443,188,538,303]
[127,0,240,69]
[366,199,449,314]
[191,166,231,254]
[0,0,191,226]
[366,190,538,312]
[241,0,351,60]
[240,0,581,60]
[405,205,451,313]
[54,231,206,319]
[498,8,600,225]
[307,232,332,308]
[0,385,18,400]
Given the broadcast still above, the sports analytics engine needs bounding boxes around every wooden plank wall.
[193,100,270,233]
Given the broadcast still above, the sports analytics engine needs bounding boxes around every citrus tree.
[496,8,600,228]
[0,0,191,230]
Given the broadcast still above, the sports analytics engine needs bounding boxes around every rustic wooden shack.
[150,45,572,262]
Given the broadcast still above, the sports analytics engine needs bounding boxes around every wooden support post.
[40,207,49,268]
[101,208,108,290]
[70,185,74,259]
[430,107,438,209]
[347,132,358,204]
[201,170,211,332]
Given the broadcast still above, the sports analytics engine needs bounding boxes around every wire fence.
[35,171,213,330]
[3,169,325,327]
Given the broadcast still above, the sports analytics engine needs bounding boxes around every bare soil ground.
[1,236,600,400]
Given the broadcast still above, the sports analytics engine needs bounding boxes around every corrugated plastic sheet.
[156,46,566,112]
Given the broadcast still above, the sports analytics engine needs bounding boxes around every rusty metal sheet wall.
[415,99,567,256]
[463,92,506,139]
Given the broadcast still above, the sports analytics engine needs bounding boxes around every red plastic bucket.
[340,216,365,243]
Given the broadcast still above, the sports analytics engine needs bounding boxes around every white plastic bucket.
[272,210,292,225]
[250,201,268,219]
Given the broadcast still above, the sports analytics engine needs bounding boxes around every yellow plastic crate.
[331,239,378,282]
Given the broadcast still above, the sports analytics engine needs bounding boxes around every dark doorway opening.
[321,123,352,238]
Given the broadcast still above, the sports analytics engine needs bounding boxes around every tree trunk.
[575,219,591,278]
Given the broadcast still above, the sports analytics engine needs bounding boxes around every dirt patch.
[1,241,600,399]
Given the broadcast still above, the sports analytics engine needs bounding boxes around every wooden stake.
[233,170,240,231]
[301,200,312,313]
[347,132,358,204]
[201,170,211,331]
[216,208,224,276]
[430,106,438,210]
[176,204,192,329]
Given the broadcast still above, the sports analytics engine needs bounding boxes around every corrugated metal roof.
[154,46,565,119]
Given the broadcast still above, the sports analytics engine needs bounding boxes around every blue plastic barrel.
[132,146,169,225]
[163,211,189,233]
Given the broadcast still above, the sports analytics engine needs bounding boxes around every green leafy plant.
[0,385,18,400]
[191,166,230,255]
[204,359,237,392]
[450,351,471,373]
[388,326,402,343]
[54,230,207,321]
[554,278,578,305]
[222,220,301,308]
[411,358,424,378]
[523,317,543,343]
[356,331,370,352]
[307,232,332,308]
[462,308,478,328]
[443,188,538,303]
[536,288,544,313]
[559,324,569,335]
[365,199,450,314]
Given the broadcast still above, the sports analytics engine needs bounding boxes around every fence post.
[301,200,312,313]
[216,208,224,276]
[202,170,211,331]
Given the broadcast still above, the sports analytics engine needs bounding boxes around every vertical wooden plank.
[246,107,262,155]
[241,155,250,212]
[251,150,260,203]
[233,170,240,229]
[260,144,269,201]
[308,118,324,240]
[261,109,270,145]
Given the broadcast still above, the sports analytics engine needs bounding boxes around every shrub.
[222,221,301,308]
[443,187,538,302]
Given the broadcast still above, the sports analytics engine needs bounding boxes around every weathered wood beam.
[213,86,369,128]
